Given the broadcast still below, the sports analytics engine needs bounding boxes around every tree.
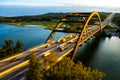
[0,39,24,59]
[44,51,57,69]
[4,39,14,55]
[4,39,14,49]
[14,39,23,53]
[104,24,114,29]
[26,53,105,80]
[0,47,5,58]
[44,57,106,80]
[25,53,43,80]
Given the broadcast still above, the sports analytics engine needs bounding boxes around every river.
[0,24,66,50]
[0,24,120,80]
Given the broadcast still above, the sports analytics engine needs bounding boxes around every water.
[75,37,120,80]
[0,5,120,17]
[0,24,66,50]
[0,24,120,80]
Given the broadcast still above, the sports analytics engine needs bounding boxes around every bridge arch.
[45,11,102,60]
[71,11,102,60]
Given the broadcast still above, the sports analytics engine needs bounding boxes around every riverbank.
[0,12,111,29]
[3,21,57,30]
[0,13,67,29]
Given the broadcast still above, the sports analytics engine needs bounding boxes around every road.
[0,13,115,80]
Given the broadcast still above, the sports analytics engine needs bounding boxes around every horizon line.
[0,4,120,9]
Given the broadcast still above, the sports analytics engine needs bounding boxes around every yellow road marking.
[0,53,24,63]
[0,60,29,78]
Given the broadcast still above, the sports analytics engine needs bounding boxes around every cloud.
[0,0,119,8]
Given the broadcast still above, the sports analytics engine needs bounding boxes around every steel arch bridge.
[0,12,115,80]
[45,11,111,60]
[0,12,115,79]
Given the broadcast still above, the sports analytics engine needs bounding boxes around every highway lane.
[1,65,28,80]
[0,40,59,70]
[101,13,115,28]
[0,54,29,73]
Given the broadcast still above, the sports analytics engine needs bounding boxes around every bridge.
[0,12,115,80]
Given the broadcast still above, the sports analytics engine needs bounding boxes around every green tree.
[44,51,57,69]
[4,39,14,55]
[27,53,105,80]
[0,39,24,59]
[44,57,106,80]
[0,47,5,58]
[4,39,14,49]
[104,24,114,29]
[25,53,43,80]
[14,39,23,53]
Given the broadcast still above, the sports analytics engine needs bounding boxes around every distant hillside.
[0,13,67,23]
[112,13,120,27]
[0,12,110,23]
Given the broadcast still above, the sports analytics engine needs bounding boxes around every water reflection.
[75,37,120,80]
[75,37,105,66]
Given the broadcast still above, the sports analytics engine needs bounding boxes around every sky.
[0,0,120,8]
